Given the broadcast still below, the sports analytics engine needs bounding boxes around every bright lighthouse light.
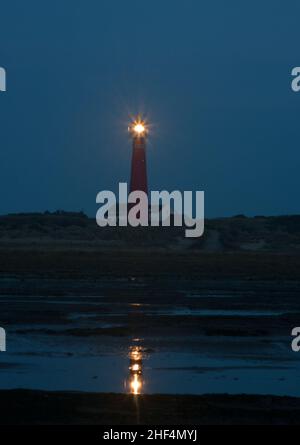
[129,118,148,136]
[133,123,145,134]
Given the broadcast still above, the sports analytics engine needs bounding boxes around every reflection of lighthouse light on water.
[128,345,144,395]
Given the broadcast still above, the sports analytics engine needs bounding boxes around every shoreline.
[1,390,300,425]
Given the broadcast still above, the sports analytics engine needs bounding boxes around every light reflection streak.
[128,345,144,395]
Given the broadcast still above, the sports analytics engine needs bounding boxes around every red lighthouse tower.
[129,120,148,195]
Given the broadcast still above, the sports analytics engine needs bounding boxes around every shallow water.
[1,339,300,396]
[1,280,300,396]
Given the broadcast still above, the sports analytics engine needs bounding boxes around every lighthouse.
[128,119,148,195]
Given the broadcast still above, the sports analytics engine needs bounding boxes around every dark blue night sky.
[0,0,299,217]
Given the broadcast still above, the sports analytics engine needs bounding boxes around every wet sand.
[1,247,300,423]
[1,390,300,425]
[0,247,300,280]
[1,274,300,396]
